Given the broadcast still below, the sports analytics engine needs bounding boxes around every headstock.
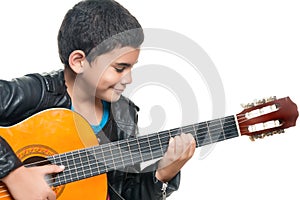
[236,96,298,141]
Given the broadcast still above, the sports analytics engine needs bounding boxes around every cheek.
[97,70,121,88]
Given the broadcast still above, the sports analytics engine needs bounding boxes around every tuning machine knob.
[265,96,277,103]
[254,98,266,106]
[241,96,277,109]
[249,129,285,141]
[241,98,264,109]
[241,102,254,109]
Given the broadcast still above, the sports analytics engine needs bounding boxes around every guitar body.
[0,108,107,200]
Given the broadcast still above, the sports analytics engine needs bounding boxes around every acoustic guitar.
[0,96,298,199]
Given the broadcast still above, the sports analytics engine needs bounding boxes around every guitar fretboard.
[48,115,239,187]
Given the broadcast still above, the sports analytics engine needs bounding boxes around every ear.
[68,50,86,74]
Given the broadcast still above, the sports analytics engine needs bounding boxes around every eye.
[114,67,126,73]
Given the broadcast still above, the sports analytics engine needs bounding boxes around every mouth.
[113,88,124,94]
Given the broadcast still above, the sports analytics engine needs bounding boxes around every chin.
[105,94,121,102]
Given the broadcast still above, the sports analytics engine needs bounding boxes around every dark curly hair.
[58,0,144,67]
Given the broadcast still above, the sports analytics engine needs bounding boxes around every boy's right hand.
[1,165,64,200]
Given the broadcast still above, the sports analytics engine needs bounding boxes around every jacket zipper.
[161,182,168,200]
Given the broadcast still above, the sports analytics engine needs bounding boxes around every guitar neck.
[49,115,239,187]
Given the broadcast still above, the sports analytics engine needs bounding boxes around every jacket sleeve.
[107,163,180,200]
[125,163,180,200]
[0,75,43,179]
[0,136,23,179]
[0,70,70,179]
[0,70,70,126]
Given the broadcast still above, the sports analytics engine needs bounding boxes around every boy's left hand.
[155,133,196,182]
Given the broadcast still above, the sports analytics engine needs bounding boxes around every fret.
[70,151,79,181]
[157,132,168,154]
[84,149,93,177]
[168,128,180,138]
[109,143,125,169]
[91,147,101,176]
[111,143,129,169]
[65,152,76,182]
[138,136,153,161]
[207,119,225,143]
[219,118,226,140]
[179,126,183,135]
[47,155,63,186]
[117,140,135,167]
[98,145,108,173]
[101,144,115,170]
[206,121,213,144]
[167,130,172,140]
[195,122,210,147]
[109,144,117,169]
[192,124,200,147]
[154,133,165,157]
[147,136,154,160]
[79,149,91,178]
[135,138,144,162]
[127,138,143,164]
[115,141,126,168]
[58,153,69,184]
[49,153,69,186]
[147,134,164,159]
[181,125,194,134]
[86,148,100,177]
[75,150,85,180]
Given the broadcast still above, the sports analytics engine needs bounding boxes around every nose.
[120,70,132,85]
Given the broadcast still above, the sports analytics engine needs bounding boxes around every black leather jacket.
[0,70,180,200]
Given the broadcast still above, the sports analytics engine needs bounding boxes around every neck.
[49,114,239,187]
[64,68,103,125]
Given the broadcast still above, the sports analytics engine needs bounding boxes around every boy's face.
[80,46,140,102]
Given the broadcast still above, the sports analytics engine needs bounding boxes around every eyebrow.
[115,60,138,67]
[115,63,132,67]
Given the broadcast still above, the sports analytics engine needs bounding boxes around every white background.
[1,0,300,199]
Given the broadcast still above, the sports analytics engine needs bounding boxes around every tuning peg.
[241,102,255,109]
[249,129,285,141]
[265,96,277,103]
[241,98,266,109]
[242,96,277,109]
[254,98,266,106]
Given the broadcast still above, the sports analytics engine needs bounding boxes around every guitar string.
[32,115,245,170]
[23,115,241,169]
[0,114,253,194]
[17,113,251,171]
[0,116,239,193]
[30,116,241,186]
[0,114,265,194]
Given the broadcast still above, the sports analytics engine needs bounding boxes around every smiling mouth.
[113,88,124,94]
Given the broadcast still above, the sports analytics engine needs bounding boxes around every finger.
[178,134,195,158]
[47,189,56,200]
[166,137,175,155]
[41,165,65,175]
[188,139,196,157]
[174,135,184,155]
[178,133,191,152]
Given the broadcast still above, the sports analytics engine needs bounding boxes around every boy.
[0,0,196,199]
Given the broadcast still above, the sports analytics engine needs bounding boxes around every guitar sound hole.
[23,156,50,167]
[23,156,55,185]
